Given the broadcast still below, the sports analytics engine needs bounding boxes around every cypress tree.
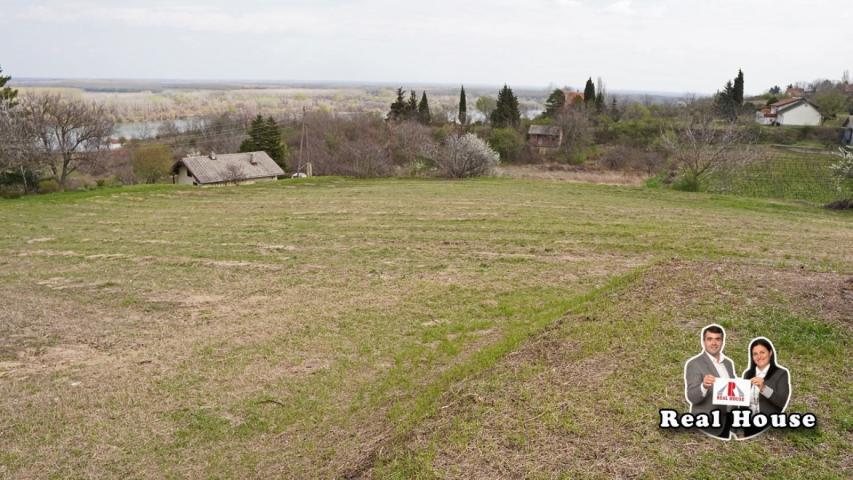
[583,78,596,108]
[458,85,467,125]
[490,84,520,128]
[418,92,431,124]
[733,69,744,105]
[543,89,565,118]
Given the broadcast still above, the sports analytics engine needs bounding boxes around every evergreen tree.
[595,91,605,113]
[240,115,286,169]
[0,65,17,109]
[609,97,621,121]
[595,77,606,113]
[239,115,264,152]
[543,89,565,118]
[406,90,418,119]
[263,116,285,167]
[733,69,744,105]
[490,84,521,128]
[583,78,596,108]
[715,80,738,121]
[458,85,467,125]
[418,92,431,124]
[387,87,407,121]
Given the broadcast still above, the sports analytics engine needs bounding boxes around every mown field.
[0,178,851,479]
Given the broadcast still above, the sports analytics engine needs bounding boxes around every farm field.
[0,178,851,478]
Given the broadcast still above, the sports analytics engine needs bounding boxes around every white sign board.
[712,378,752,407]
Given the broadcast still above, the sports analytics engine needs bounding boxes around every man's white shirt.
[700,352,731,397]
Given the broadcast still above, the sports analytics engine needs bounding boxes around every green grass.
[0,177,850,478]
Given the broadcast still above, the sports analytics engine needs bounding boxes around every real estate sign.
[713,378,752,407]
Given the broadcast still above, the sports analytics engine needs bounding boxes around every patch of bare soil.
[497,163,649,186]
[0,344,112,379]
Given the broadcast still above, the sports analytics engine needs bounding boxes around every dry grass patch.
[498,164,649,186]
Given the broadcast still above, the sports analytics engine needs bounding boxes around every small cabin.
[527,125,563,154]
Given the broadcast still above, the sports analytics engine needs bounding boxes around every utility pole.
[298,106,305,175]
[296,106,312,177]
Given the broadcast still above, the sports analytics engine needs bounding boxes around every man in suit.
[684,324,736,439]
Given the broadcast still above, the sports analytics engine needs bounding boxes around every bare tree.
[555,109,593,161]
[0,104,40,192]
[660,114,756,186]
[18,93,114,190]
[388,121,438,173]
[193,114,245,155]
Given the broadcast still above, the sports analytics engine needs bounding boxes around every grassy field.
[0,178,850,478]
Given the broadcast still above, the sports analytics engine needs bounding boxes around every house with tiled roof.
[785,86,806,97]
[172,151,284,186]
[560,90,584,110]
[755,97,821,126]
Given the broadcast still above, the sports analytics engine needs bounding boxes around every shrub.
[829,148,853,201]
[0,185,23,199]
[487,128,525,163]
[67,173,97,191]
[595,117,669,147]
[597,145,667,174]
[436,133,500,178]
[0,168,40,193]
[672,174,700,192]
[38,179,60,193]
[754,125,844,145]
[132,144,174,183]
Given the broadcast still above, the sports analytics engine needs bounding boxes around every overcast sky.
[2,0,850,94]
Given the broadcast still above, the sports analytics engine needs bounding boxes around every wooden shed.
[527,125,563,154]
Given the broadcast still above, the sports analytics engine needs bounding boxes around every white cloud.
[20,3,326,34]
[604,0,634,15]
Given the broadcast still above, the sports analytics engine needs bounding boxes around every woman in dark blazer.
[741,337,791,438]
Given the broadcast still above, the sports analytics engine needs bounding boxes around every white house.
[171,151,284,186]
[755,98,822,126]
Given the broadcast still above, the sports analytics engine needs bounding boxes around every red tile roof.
[770,97,801,108]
